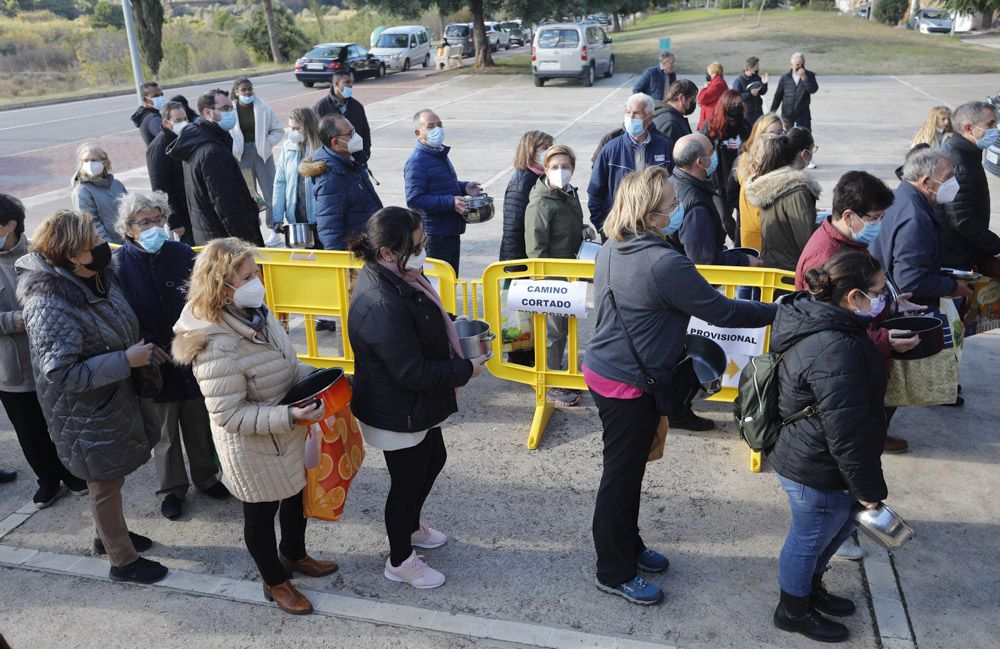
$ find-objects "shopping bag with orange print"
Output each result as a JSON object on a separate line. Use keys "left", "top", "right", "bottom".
{"left": 304, "top": 404, "right": 365, "bottom": 521}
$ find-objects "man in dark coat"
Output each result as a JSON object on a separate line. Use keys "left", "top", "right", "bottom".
{"left": 632, "top": 51, "right": 677, "bottom": 101}
{"left": 146, "top": 101, "right": 193, "bottom": 244}
{"left": 312, "top": 114, "right": 383, "bottom": 251}
{"left": 769, "top": 52, "right": 818, "bottom": 131}
{"left": 934, "top": 100, "right": 1000, "bottom": 276}
{"left": 652, "top": 80, "right": 697, "bottom": 144}
{"left": 167, "top": 89, "right": 264, "bottom": 247}
{"left": 130, "top": 81, "right": 166, "bottom": 147}
{"left": 314, "top": 71, "right": 372, "bottom": 166}
{"left": 732, "top": 56, "right": 769, "bottom": 126}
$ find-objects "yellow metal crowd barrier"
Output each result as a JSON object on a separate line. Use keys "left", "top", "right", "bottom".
{"left": 479, "top": 259, "right": 795, "bottom": 472}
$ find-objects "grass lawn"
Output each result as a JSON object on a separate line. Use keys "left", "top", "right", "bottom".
{"left": 457, "top": 9, "right": 1000, "bottom": 77}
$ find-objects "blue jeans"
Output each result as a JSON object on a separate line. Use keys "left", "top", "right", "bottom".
{"left": 777, "top": 474, "right": 857, "bottom": 597}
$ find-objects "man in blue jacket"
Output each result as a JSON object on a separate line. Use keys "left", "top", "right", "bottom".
{"left": 588, "top": 94, "right": 674, "bottom": 236}
{"left": 313, "top": 114, "right": 383, "bottom": 251}
{"left": 731, "top": 56, "right": 769, "bottom": 126}
{"left": 404, "top": 109, "right": 481, "bottom": 274}
{"left": 871, "top": 147, "right": 974, "bottom": 307}
{"left": 632, "top": 51, "right": 676, "bottom": 101}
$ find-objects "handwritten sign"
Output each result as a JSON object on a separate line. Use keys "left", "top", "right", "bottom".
{"left": 507, "top": 279, "right": 589, "bottom": 319}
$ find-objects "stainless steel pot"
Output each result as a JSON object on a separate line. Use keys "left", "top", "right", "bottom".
{"left": 462, "top": 194, "right": 495, "bottom": 224}
{"left": 852, "top": 502, "right": 914, "bottom": 550}
{"left": 454, "top": 318, "right": 495, "bottom": 359}
{"left": 284, "top": 223, "right": 316, "bottom": 249}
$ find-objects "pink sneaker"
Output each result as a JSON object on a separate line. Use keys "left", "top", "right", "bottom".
{"left": 411, "top": 522, "right": 448, "bottom": 549}
{"left": 384, "top": 552, "right": 445, "bottom": 589}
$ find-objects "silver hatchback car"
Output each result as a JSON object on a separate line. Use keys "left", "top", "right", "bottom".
{"left": 532, "top": 22, "right": 614, "bottom": 87}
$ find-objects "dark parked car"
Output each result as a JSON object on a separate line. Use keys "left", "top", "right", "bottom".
{"left": 444, "top": 23, "right": 475, "bottom": 58}
{"left": 294, "top": 43, "right": 386, "bottom": 87}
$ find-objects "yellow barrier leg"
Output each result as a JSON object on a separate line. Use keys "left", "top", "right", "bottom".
{"left": 750, "top": 450, "right": 762, "bottom": 473}
{"left": 527, "top": 386, "right": 555, "bottom": 450}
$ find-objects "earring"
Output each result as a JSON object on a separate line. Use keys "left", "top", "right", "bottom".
{"left": 224, "top": 297, "right": 232, "bottom": 305}
{"left": 69, "top": 260, "right": 81, "bottom": 271}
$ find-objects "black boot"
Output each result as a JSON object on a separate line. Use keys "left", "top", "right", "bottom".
{"left": 811, "top": 573, "right": 856, "bottom": 617}
{"left": 773, "top": 589, "right": 849, "bottom": 643}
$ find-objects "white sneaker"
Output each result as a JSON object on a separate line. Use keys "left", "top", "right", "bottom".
{"left": 384, "top": 552, "right": 445, "bottom": 589}
{"left": 832, "top": 539, "right": 864, "bottom": 561}
{"left": 411, "top": 522, "right": 448, "bottom": 549}
{"left": 264, "top": 231, "right": 283, "bottom": 247}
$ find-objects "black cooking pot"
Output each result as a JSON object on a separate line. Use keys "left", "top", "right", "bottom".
{"left": 879, "top": 316, "right": 944, "bottom": 360}
{"left": 684, "top": 334, "right": 727, "bottom": 396}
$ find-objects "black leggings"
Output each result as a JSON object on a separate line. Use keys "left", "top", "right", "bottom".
{"left": 384, "top": 427, "right": 446, "bottom": 567}
{"left": 242, "top": 492, "right": 307, "bottom": 586}
{"left": 0, "top": 390, "right": 76, "bottom": 488}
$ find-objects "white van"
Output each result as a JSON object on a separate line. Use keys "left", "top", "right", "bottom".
{"left": 371, "top": 25, "right": 432, "bottom": 72}
{"left": 532, "top": 22, "right": 614, "bottom": 88}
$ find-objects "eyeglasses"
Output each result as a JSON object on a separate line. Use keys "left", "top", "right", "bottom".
{"left": 134, "top": 216, "right": 166, "bottom": 229}
{"left": 808, "top": 145, "right": 819, "bottom": 153}
{"left": 852, "top": 211, "right": 884, "bottom": 223}
{"left": 413, "top": 237, "right": 428, "bottom": 255}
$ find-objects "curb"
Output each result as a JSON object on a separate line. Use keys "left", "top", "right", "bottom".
{"left": 858, "top": 534, "right": 918, "bottom": 648}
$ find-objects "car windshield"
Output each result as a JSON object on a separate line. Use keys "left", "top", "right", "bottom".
{"left": 376, "top": 33, "right": 409, "bottom": 48}
{"left": 306, "top": 45, "right": 343, "bottom": 58}
{"left": 500, "top": 22, "right": 519, "bottom": 31}
{"left": 923, "top": 9, "right": 947, "bottom": 18}
{"left": 446, "top": 25, "right": 469, "bottom": 37}
{"left": 537, "top": 29, "right": 580, "bottom": 48}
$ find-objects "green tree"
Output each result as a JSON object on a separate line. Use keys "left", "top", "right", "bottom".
{"left": 89, "top": 0, "right": 124, "bottom": 29}
{"left": 939, "top": 0, "right": 1000, "bottom": 25}
{"left": 262, "top": 0, "right": 283, "bottom": 63}
{"left": 236, "top": 2, "right": 308, "bottom": 62}
{"left": 874, "top": 0, "right": 907, "bottom": 23}
{"left": 131, "top": 0, "right": 164, "bottom": 77}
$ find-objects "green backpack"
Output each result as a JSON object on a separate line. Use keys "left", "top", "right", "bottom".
{"left": 734, "top": 351, "right": 814, "bottom": 454}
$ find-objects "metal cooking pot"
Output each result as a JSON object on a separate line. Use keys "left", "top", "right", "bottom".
{"left": 852, "top": 502, "right": 914, "bottom": 550}
{"left": 455, "top": 318, "right": 496, "bottom": 359}
{"left": 284, "top": 223, "right": 316, "bottom": 249}
{"left": 879, "top": 316, "right": 944, "bottom": 360}
{"left": 577, "top": 240, "right": 601, "bottom": 262}
{"left": 462, "top": 194, "right": 494, "bottom": 224}
{"left": 730, "top": 247, "right": 760, "bottom": 258}
{"left": 684, "top": 334, "right": 727, "bottom": 396}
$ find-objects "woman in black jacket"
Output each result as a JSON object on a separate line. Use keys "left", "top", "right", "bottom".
{"left": 500, "top": 130, "right": 554, "bottom": 261}
{"left": 348, "top": 206, "right": 488, "bottom": 590}
{"left": 769, "top": 250, "right": 889, "bottom": 644}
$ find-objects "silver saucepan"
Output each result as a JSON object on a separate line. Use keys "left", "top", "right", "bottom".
{"left": 454, "top": 318, "right": 495, "bottom": 359}
{"left": 852, "top": 502, "right": 914, "bottom": 550}
{"left": 284, "top": 223, "right": 316, "bottom": 249}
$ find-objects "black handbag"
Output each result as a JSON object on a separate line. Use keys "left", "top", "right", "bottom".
{"left": 603, "top": 252, "right": 702, "bottom": 418}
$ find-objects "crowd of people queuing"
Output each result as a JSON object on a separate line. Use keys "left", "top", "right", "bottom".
{"left": 1, "top": 47, "right": 998, "bottom": 642}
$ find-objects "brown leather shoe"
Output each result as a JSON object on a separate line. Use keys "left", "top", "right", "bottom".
{"left": 263, "top": 580, "right": 313, "bottom": 615}
{"left": 883, "top": 436, "right": 909, "bottom": 454}
{"left": 279, "top": 553, "right": 339, "bottom": 577}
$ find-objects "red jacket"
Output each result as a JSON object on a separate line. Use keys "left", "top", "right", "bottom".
{"left": 697, "top": 76, "right": 727, "bottom": 130}
{"left": 795, "top": 217, "right": 891, "bottom": 358}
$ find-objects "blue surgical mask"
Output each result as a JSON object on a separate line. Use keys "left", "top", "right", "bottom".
{"left": 705, "top": 151, "right": 719, "bottom": 176}
{"left": 974, "top": 125, "right": 999, "bottom": 150}
{"left": 0, "top": 234, "right": 7, "bottom": 249}
{"left": 854, "top": 291, "right": 886, "bottom": 318}
{"left": 624, "top": 117, "right": 645, "bottom": 138}
{"left": 238, "top": 95, "right": 255, "bottom": 105}
{"left": 425, "top": 126, "right": 445, "bottom": 148}
{"left": 151, "top": 95, "right": 166, "bottom": 110}
{"left": 661, "top": 203, "right": 685, "bottom": 235}
{"left": 217, "top": 110, "right": 237, "bottom": 131}
{"left": 851, "top": 216, "right": 881, "bottom": 246}
{"left": 341, "top": 87, "right": 353, "bottom": 99}
{"left": 138, "top": 226, "right": 169, "bottom": 253}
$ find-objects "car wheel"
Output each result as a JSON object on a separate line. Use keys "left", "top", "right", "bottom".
{"left": 377, "top": 64, "right": 385, "bottom": 78}
{"left": 534, "top": 76, "right": 545, "bottom": 87}
{"left": 582, "top": 64, "right": 595, "bottom": 87}
{"left": 302, "top": 81, "right": 314, "bottom": 88}
{"left": 605, "top": 56, "right": 615, "bottom": 78}
{"left": 423, "top": 53, "right": 430, "bottom": 68}
{"left": 505, "top": 40, "right": 511, "bottom": 50}
{"left": 403, "top": 58, "right": 410, "bottom": 72}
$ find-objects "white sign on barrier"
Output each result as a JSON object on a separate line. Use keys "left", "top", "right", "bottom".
{"left": 687, "top": 318, "right": 767, "bottom": 388}
{"left": 507, "top": 279, "right": 589, "bottom": 319}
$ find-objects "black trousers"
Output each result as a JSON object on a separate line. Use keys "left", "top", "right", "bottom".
{"left": 383, "top": 427, "right": 446, "bottom": 567}
{"left": 591, "top": 390, "right": 659, "bottom": 587}
{"left": 242, "top": 492, "right": 307, "bottom": 586}
{"left": 426, "top": 235, "right": 461, "bottom": 275}
{"left": 0, "top": 390, "right": 75, "bottom": 488}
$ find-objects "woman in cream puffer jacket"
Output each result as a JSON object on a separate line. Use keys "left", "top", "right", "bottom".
{"left": 172, "top": 237, "right": 337, "bottom": 616}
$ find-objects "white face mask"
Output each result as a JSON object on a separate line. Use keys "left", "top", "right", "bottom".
{"left": 405, "top": 249, "right": 427, "bottom": 270}
{"left": 171, "top": 121, "right": 188, "bottom": 136}
{"left": 546, "top": 168, "right": 573, "bottom": 189}
{"left": 287, "top": 129, "right": 305, "bottom": 144}
{"left": 83, "top": 161, "right": 104, "bottom": 177}
{"left": 228, "top": 277, "right": 266, "bottom": 309}
{"left": 535, "top": 150, "right": 548, "bottom": 169}
{"left": 934, "top": 176, "right": 960, "bottom": 204}
{"left": 346, "top": 131, "right": 364, "bottom": 154}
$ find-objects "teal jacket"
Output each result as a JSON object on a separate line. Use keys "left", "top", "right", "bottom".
{"left": 272, "top": 141, "right": 317, "bottom": 227}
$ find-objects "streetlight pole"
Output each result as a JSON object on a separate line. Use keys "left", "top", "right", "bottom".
{"left": 121, "top": 0, "right": 144, "bottom": 104}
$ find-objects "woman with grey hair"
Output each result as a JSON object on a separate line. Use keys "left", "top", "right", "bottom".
{"left": 71, "top": 143, "right": 127, "bottom": 245}
{"left": 111, "top": 191, "right": 230, "bottom": 521}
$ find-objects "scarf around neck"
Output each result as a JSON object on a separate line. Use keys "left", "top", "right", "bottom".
{"left": 377, "top": 260, "right": 463, "bottom": 359}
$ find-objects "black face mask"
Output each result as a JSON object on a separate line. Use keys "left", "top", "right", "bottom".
{"left": 683, "top": 98, "right": 697, "bottom": 116}
{"left": 84, "top": 242, "right": 111, "bottom": 272}
{"left": 705, "top": 73, "right": 712, "bottom": 83}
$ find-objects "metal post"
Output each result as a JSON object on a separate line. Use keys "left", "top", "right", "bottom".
{"left": 121, "top": 0, "right": 144, "bottom": 104}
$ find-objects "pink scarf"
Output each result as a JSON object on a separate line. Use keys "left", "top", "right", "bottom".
{"left": 378, "top": 260, "right": 463, "bottom": 358}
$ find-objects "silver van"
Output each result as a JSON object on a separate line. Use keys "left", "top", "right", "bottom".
{"left": 371, "top": 25, "right": 432, "bottom": 72}
{"left": 532, "top": 22, "right": 614, "bottom": 87}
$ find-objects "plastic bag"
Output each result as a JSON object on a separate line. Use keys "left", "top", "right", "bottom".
{"left": 303, "top": 404, "right": 365, "bottom": 522}
{"left": 500, "top": 285, "right": 534, "bottom": 353}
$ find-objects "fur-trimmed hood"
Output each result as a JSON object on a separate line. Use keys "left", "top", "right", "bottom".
{"left": 298, "top": 157, "right": 328, "bottom": 178}
{"left": 744, "top": 166, "right": 821, "bottom": 209}
{"left": 172, "top": 304, "right": 231, "bottom": 365}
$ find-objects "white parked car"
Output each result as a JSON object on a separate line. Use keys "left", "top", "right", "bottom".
{"left": 532, "top": 22, "right": 614, "bottom": 87}
{"left": 370, "top": 25, "right": 432, "bottom": 72}
{"left": 484, "top": 22, "right": 511, "bottom": 51}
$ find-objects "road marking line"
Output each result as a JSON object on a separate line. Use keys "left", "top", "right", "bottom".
{"left": 889, "top": 76, "right": 947, "bottom": 104}
{"left": 0, "top": 539, "right": 679, "bottom": 649}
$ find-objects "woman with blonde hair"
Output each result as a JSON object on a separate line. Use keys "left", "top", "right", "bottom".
{"left": 172, "top": 237, "right": 334, "bottom": 616}
{"left": 71, "top": 143, "right": 127, "bottom": 245}
{"left": 270, "top": 107, "right": 324, "bottom": 247}
{"left": 586, "top": 166, "right": 776, "bottom": 605}
{"left": 17, "top": 209, "right": 166, "bottom": 584}
{"left": 501, "top": 130, "right": 555, "bottom": 261}
{"left": 734, "top": 114, "right": 785, "bottom": 250}
{"left": 696, "top": 61, "right": 727, "bottom": 130}
{"left": 910, "top": 105, "right": 952, "bottom": 149}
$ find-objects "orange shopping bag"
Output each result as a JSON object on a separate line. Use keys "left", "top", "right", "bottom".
{"left": 303, "top": 404, "right": 365, "bottom": 521}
